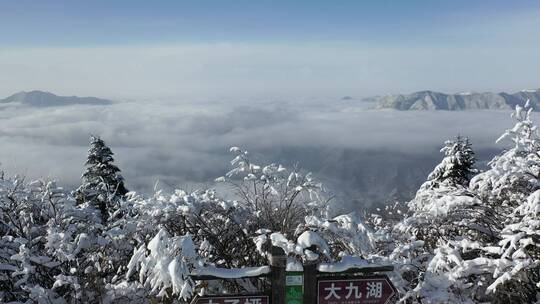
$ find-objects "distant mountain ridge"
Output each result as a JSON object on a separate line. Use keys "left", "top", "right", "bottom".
{"left": 372, "top": 89, "right": 540, "bottom": 110}
{"left": 1, "top": 91, "right": 113, "bottom": 107}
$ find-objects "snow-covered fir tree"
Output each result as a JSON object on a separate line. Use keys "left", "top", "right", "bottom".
{"left": 75, "top": 135, "right": 128, "bottom": 222}
{"left": 393, "top": 103, "right": 540, "bottom": 303}
{"left": 425, "top": 135, "right": 476, "bottom": 189}
{"left": 387, "top": 134, "right": 500, "bottom": 303}
{"left": 404, "top": 135, "right": 494, "bottom": 247}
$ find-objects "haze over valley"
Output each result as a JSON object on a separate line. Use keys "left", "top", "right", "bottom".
{"left": 0, "top": 89, "right": 520, "bottom": 212}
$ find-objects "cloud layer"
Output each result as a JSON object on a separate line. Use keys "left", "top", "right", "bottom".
{"left": 0, "top": 99, "right": 521, "bottom": 211}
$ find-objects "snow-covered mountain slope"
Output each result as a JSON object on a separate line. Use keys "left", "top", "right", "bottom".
{"left": 1, "top": 90, "right": 113, "bottom": 107}
{"left": 373, "top": 89, "right": 540, "bottom": 110}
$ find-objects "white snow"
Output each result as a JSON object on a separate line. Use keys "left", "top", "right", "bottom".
{"left": 192, "top": 265, "right": 270, "bottom": 279}
{"left": 318, "top": 256, "right": 383, "bottom": 273}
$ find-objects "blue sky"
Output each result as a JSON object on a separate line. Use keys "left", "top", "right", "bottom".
{"left": 0, "top": 1, "right": 539, "bottom": 99}
{"left": 1, "top": 0, "right": 539, "bottom": 46}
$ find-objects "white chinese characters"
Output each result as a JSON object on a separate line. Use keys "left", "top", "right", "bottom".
{"left": 345, "top": 282, "right": 362, "bottom": 299}
{"left": 324, "top": 283, "right": 342, "bottom": 300}
{"left": 366, "top": 282, "right": 383, "bottom": 299}
{"left": 321, "top": 280, "right": 387, "bottom": 302}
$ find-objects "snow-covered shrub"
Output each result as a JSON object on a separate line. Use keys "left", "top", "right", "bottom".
{"left": 404, "top": 185, "right": 498, "bottom": 250}
{"left": 302, "top": 213, "right": 375, "bottom": 259}
{"left": 0, "top": 167, "right": 138, "bottom": 303}
{"left": 120, "top": 148, "right": 379, "bottom": 301}
{"left": 116, "top": 186, "right": 269, "bottom": 300}
{"left": 126, "top": 229, "right": 198, "bottom": 300}
{"left": 471, "top": 101, "right": 540, "bottom": 209}
{"left": 217, "top": 147, "right": 328, "bottom": 235}
{"left": 411, "top": 240, "right": 494, "bottom": 303}
{"left": 486, "top": 189, "right": 540, "bottom": 302}
{"left": 0, "top": 176, "right": 65, "bottom": 303}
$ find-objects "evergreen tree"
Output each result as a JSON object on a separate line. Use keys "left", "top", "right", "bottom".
{"left": 75, "top": 135, "right": 128, "bottom": 222}
{"left": 390, "top": 136, "right": 497, "bottom": 302}
{"left": 401, "top": 104, "right": 540, "bottom": 303}
{"left": 407, "top": 136, "right": 486, "bottom": 240}
{"left": 425, "top": 135, "right": 476, "bottom": 189}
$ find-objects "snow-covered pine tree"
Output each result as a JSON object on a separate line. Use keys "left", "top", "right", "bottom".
{"left": 404, "top": 104, "right": 540, "bottom": 303}
{"left": 424, "top": 135, "right": 476, "bottom": 189}
{"left": 391, "top": 136, "right": 500, "bottom": 302}
{"left": 405, "top": 136, "right": 493, "bottom": 246}
{"left": 75, "top": 135, "right": 128, "bottom": 222}
{"left": 401, "top": 135, "right": 482, "bottom": 247}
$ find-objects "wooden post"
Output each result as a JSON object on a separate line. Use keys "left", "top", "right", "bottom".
{"left": 303, "top": 261, "right": 318, "bottom": 303}
{"left": 270, "top": 246, "right": 286, "bottom": 304}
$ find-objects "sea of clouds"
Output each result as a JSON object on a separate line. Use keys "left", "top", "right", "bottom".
{"left": 0, "top": 98, "right": 518, "bottom": 212}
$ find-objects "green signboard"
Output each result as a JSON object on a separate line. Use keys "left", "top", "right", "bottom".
{"left": 285, "top": 271, "right": 303, "bottom": 304}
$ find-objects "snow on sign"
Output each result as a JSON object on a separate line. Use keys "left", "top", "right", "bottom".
{"left": 191, "top": 295, "right": 269, "bottom": 304}
{"left": 317, "top": 275, "right": 397, "bottom": 304}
